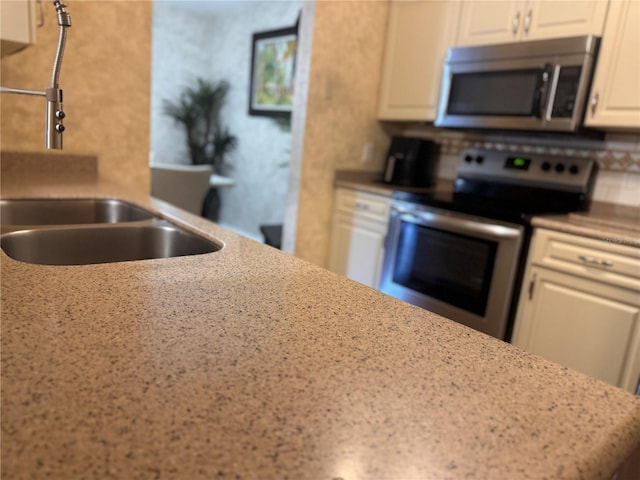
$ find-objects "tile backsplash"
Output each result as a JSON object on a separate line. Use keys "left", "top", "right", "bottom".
{"left": 401, "top": 126, "right": 640, "bottom": 207}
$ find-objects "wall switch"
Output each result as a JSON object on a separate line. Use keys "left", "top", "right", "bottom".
{"left": 362, "top": 142, "right": 375, "bottom": 163}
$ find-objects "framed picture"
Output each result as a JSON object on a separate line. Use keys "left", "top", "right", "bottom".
{"left": 248, "top": 25, "right": 298, "bottom": 117}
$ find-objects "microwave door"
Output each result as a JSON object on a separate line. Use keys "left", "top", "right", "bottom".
{"left": 436, "top": 63, "right": 553, "bottom": 130}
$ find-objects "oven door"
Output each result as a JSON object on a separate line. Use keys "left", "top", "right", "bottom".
{"left": 379, "top": 202, "right": 524, "bottom": 339}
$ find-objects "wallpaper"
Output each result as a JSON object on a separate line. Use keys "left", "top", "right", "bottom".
{"left": 290, "top": 0, "right": 391, "bottom": 267}
{"left": 1, "top": 0, "right": 152, "bottom": 194}
{"left": 151, "top": 0, "right": 302, "bottom": 240}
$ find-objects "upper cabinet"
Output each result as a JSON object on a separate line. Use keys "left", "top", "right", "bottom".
{"left": 0, "top": 0, "right": 38, "bottom": 57}
{"left": 456, "top": 0, "right": 609, "bottom": 47}
{"left": 585, "top": 0, "right": 640, "bottom": 130}
{"left": 377, "top": 1, "right": 461, "bottom": 121}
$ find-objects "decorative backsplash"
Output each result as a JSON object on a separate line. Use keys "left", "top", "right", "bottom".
{"left": 403, "top": 126, "right": 640, "bottom": 173}
{"left": 396, "top": 125, "right": 640, "bottom": 207}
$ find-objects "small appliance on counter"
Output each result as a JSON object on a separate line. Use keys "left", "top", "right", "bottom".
{"left": 383, "top": 136, "right": 439, "bottom": 188}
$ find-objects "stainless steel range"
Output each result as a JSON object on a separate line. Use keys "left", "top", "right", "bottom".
{"left": 379, "top": 148, "right": 597, "bottom": 341}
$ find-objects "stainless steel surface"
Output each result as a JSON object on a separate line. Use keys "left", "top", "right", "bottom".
{"left": 435, "top": 35, "right": 600, "bottom": 132}
{"left": 591, "top": 91, "right": 600, "bottom": 115}
{"left": 512, "top": 12, "right": 520, "bottom": 35}
{"left": 0, "top": 199, "right": 154, "bottom": 227}
{"left": 456, "top": 148, "right": 596, "bottom": 192}
{"left": 393, "top": 202, "right": 522, "bottom": 241}
{"left": 444, "top": 35, "right": 599, "bottom": 63}
{"left": 578, "top": 255, "right": 614, "bottom": 268}
{"left": 45, "top": 87, "right": 65, "bottom": 149}
{"left": 0, "top": 87, "right": 46, "bottom": 97}
{"left": 0, "top": 1, "right": 70, "bottom": 149}
{"left": 523, "top": 9, "right": 532, "bottom": 33}
{"left": 46, "top": 0, "right": 71, "bottom": 149}
{"left": 380, "top": 202, "right": 524, "bottom": 339}
{"left": 1, "top": 222, "right": 221, "bottom": 265}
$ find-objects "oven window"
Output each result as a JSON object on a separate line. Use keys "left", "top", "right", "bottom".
{"left": 447, "top": 69, "right": 542, "bottom": 116}
{"left": 392, "top": 222, "right": 497, "bottom": 316}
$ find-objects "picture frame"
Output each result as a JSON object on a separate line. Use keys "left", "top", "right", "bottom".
{"left": 248, "top": 25, "right": 298, "bottom": 117}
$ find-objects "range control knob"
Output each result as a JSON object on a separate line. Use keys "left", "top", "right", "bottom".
{"left": 464, "top": 154, "right": 473, "bottom": 163}
{"left": 541, "top": 161, "right": 552, "bottom": 172}
{"left": 475, "top": 155, "right": 484, "bottom": 164}
{"left": 55, "top": 110, "right": 65, "bottom": 120}
{"left": 569, "top": 165, "right": 580, "bottom": 175}
{"left": 555, "top": 163, "right": 566, "bottom": 173}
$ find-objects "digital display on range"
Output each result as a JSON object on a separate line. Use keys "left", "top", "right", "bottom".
{"left": 505, "top": 156, "right": 531, "bottom": 170}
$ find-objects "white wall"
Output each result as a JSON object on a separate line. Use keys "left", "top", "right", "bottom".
{"left": 151, "top": 0, "right": 301, "bottom": 239}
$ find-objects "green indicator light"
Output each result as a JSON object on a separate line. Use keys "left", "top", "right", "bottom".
{"left": 514, "top": 158, "right": 526, "bottom": 167}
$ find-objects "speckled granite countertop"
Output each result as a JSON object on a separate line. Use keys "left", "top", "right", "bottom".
{"left": 2, "top": 176, "right": 640, "bottom": 478}
{"left": 532, "top": 202, "right": 640, "bottom": 248}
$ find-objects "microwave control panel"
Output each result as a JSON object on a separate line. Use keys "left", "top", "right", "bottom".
{"left": 551, "top": 66, "right": 583, "bottom": 118}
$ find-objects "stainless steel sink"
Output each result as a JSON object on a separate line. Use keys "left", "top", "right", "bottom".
{"left": 0, "top": 198, "right": 222, "bottom": 265}
{"left": 1, "top": 222, "right": 222, "bottom": 265}
{"left": 0, "top": 198, "right": 154, "bottom": 226}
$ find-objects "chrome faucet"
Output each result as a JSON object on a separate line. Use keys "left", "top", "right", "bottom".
{"left": 0, "top": 0, "right": 71, "bottom": 149}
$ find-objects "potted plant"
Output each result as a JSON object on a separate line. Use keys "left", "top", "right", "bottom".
{"left": 163, "top": 78, "right": 237, "bottom": 219}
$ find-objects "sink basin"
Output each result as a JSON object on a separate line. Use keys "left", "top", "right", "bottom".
{"left": 0, "top": 222, "right": 222, "bottom": 265}
{"left": 0, "top": 198, "right": 155, "bottom": 226}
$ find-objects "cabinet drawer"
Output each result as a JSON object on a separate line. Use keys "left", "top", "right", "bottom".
{"left": 529, "top": 229, "right": 640, "bottom": 291}
{"left": 335, "top": 188, "right": 391, "bottom": 222}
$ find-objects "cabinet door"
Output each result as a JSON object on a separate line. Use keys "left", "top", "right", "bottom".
{"left": 0, "top": 0, "right": 37, "bottom": 57}
{"left": 523, "top": 0, "right": 608, "bottom": 40}
{"left": 456, "top": 1, "right": 523, "bottom": 47}
{"left": 513, "top": 266, "right": 640, "bottom": 393}
{"left": 377, "top": 1, "right": 461, "bottom": 120}
{"left": 328, "top": 212, "right": 387, "bottom": 289}
{"left": 585, "top": 0, "right": 640, "bottom": 130}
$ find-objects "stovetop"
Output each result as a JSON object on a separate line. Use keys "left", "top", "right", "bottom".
{"left": 392, "top": 148, "right": 597, "bottom": 225}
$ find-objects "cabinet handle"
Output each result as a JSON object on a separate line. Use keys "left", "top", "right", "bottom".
{"left": 523, "top": 9, "right": 532, "bottom": 33}
{"left": 590, "top": 92, "right": 599, "bottom": 115}
{"left": 512, "top": 12, "right": 521, "bottom": 35}
{"left": 37, "top": 0, "right": 45, "bottom": 27}
{"left": 354, "top": 202, "right": 371, "bottom": 211}
{"left": 578, "top": 255, "right": 613, "bottom": 268}
{"left": 528, "top": 273, "right": 537, "bottom": 300}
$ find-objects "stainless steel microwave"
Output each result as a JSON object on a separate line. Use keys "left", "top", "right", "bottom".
{"left": 435, "top": 35, "right": 600, "bottom": 132}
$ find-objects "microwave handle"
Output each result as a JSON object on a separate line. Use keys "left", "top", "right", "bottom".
{"left": 536, "top": 63, "right": 555, "bottom": 119}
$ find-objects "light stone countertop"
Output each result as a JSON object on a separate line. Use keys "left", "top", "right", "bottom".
{"left": 2, "top": 178, "right": 640, "bottom": 479}
{"left": 531, "top": 202, "right": 640, "bottom": 248}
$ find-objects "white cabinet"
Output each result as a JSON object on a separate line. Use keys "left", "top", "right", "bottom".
{"left": 328, "top": 187, "right": 391, "bottom": 289}
{"left": 513, "top": 228, "right": 640, "bottom": 393}
{"left": 377, "top": 1, "right": 461, "bottom": 121}
{"left": 585, "top": 0, "right": 640, "bottom": 130}
{"left": 1, "top": 0, "right": 38, "bottom": 57}
{"left": 456, "top": 1, "right": 609, "bottom": 47}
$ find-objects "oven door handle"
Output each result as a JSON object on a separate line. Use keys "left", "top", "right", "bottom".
{"left": 397, "top": 210, "right": 522, "bottom": 241}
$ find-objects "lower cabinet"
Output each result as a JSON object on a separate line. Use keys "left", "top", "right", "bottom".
{"left": 328, "top": 187, "right": 391, "bottom": 289}
{"left": 513, "top": 228, "right": 640, "bottom": 393}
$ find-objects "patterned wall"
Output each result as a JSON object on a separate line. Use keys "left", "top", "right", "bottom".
{"left": 402, "top": 125, "right": 640, "bottom": 206}
{"left": 1, "top": 1, "right": 152, "bottom": 194}
{"left": 291, "top": 0, "right": 391, "bottom": 267}
{"left": 151, "top": 1, "right": 301, "bottom": 240}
